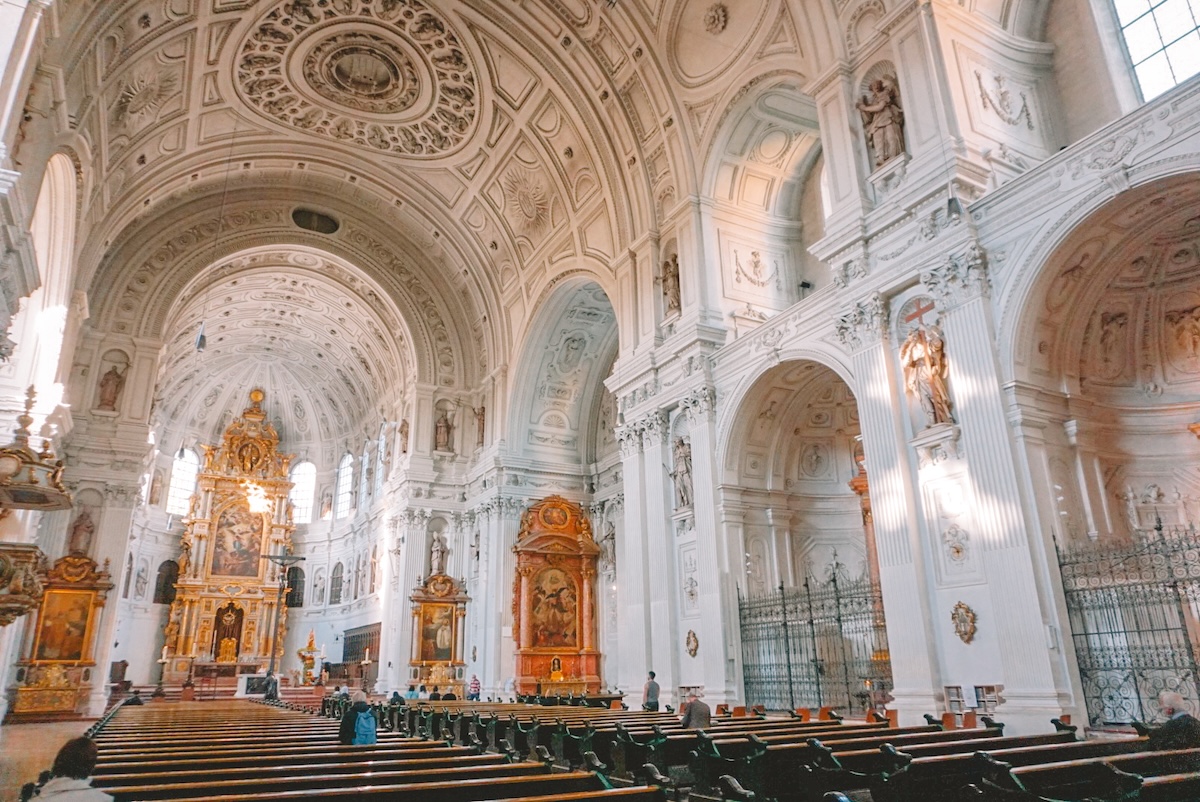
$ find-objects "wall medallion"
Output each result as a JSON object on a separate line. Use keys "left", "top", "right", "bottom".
{"left": 237, "top": 0, "right": 479, "bottom": 157}
{"left": 951, "top": 601, "right": 976, "bottom": 644}
{"left": 686, "top": 629, "right": 699, "bottom": 657}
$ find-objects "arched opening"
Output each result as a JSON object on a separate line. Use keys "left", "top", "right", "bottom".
{"left": 329, "top": 562, "right": 345, "bottom": 606}
{"left": 285, "top": 566, "right": 305, "bottom": 608}
{"left": 722, "top": 359, "right": 889, "bottom": 714}
{"left": 334, "top": 455, "right": 353, "bottom": 520}
{"left": 153, "top": 561, "right": 179, "bottom": 605}
{"left": 165, "top": 449, "right": 200, "bottom": 516}
{"left": 288, "top": 461, "right": 316, "bottom": 524}
{"left": 1011, "top": 175, "right": 1200, "bottom": 726}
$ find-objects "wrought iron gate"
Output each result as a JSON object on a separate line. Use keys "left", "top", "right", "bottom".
{"left": 738, "top": 560, "right": 892, "bottom": 715}
{"left": 1058, "top": 524, "right": 1200, "bottom": 726}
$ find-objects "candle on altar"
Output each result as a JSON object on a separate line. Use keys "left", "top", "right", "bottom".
{"left": 161, "top": 646, "right": 168, "bottom": 661}
{"left": 364, "top": 647, "right": 370, "bottom": 662}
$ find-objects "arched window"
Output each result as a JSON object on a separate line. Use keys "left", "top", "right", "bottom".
{"left": 165, "top": 449, "right": 200, "bottom": 515}
{"left": 285, "top": 566, "right": 305, "bottom": 607}
{"left": 329, "top": 562, "right": 344, "bottom": 605}
{"left": 334, "top": 454, "right": 353, "bottom": 519}
{"left": 153, "top": 560, "right": 179, "bottom": 604}
{"left": 369, "top": 545, "right": 378, "bottom": 595}
{"left": 289, "top": 461, "right": 316, "bottom": 523}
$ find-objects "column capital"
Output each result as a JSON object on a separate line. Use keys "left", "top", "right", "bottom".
{"left": 921, "top": 241, "right": 990, "bottom": 309}
{"left": 616, "top": 422, "right": 642, "bottom": 458}
{"left": 639, "top": 409, "right": 670, "bottom": 447}
{"left": 680, "top": 386, "right": 716, "bottom": 425}
{"left": 835, "top": 292, "right": 889, "bottom": 351}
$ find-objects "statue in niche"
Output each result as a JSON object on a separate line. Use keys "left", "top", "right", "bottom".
{"left": 900, "top": 325, "right": 953, "bottom": 427}
{"left": 67, "top": 509, "right": 96, "bottom": 555}
{"left": 313, "top": 569, "right": 326, "bottom": 605}
{"left": 429, "top": 534, "right": 448, "bottom": 576}
{"left": 672, "top": 437, "right": 694, "bottom": 508}
{"left": 599, "top": 522, "right": 616, "bottom": 578}
{"left": 473, "top": 405, "right": 486, "bottom": 448}
{"left": 134, "top": 564, "right": 148, "bottom": 599}
{"left": 662, "top": 254, "right": 681, "bottom": 316}
{"left": 435, "top": 411, "right": 452, "bottom": 451}
{"left": 97, "top": 364, "right": 127, "bottom": 411}
{"left": 319, "top": 491, "right": 332, "bottom": 519}
{"left": 399, "top": 419, "right": 410, "bottom": 454}
{"left": 149, "top": 471, "right": 163, "bottom": 506}
{"left": 856, "top": 75, "right": 905, "bottom": 167}
{"left": 177, "top": 538, "right": 191, "bottom": 577}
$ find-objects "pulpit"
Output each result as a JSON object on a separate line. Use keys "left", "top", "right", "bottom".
{"left": 512, "top": 496, "right": 602, "bottom": 694}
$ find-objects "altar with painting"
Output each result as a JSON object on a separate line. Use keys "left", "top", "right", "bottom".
{"left": 512, "top": 496, "right": 602, "bottom": 695}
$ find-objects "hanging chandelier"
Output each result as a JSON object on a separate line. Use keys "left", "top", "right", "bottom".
{"left": 0, "top": 385, "right": 71, "bottom": 512}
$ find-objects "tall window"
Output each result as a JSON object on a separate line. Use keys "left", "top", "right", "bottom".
{"left": 334, "top": 454, "right": 353, "bottom": 519}
{"left": 1114, "top": 0, "right": 1200, "bottom": 99}
{"left": 289, "top": 461, "right": 316, "bottom": 523}
{"left": 285, "top": 566, "right": 305, "bottom": 607}
{"left": 165, "top": 448, "right": 200, "bottom": 515}
{"left": 153, "top": 560, "right": 179, "bottom": 605}
{"left": 329, "top": 562, "right": 344, "bottom": 605}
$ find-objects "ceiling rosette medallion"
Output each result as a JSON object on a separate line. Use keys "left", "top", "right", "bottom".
{"left": 237, "top": 0, "right": 479, "bottom": 158}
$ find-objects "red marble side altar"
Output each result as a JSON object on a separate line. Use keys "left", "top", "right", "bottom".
{"left": 512, "top": 496, "right": 601, "bottom": 695}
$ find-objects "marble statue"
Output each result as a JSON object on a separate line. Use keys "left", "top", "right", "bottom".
{"left": 430, "top": 534, "right": 447, "bottom": 576}
{"left": 662, "top": 254, "right": 681, "bottom": 315}
{"left": 474, "top": 405, "right": 486, "bottom": 448}
{"left": 857, "top": 75, "right": 905, "bottom": 167}
{"left": 399, "top": 419, "right": 410, "bottom": 454}
{"left": 672, "top": 437, "right": 694, "bottom": 508}
{"left": 67, "top": 509, "right": 95, "bottom": 555}
{"left": 97, "top": 365, "right": 127, "bottom": 411}
{"left": 435, "top": 411, "right": 452, "bottom": 451}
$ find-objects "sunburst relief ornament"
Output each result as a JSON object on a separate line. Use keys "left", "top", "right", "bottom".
{"left": 503, "top": 170, "right": 550, "bottom": 233}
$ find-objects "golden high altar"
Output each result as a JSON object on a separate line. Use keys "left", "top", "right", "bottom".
{"left": 162, "top": 389, "right": 294, "bottom": 684}
{"left": 512, "top": 496, "right": 602, "bottom": 695}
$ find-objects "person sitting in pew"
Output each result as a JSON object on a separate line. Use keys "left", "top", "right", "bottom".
{"left": 389, "top": 690, "right": 404, "bottom": 705}
{"left": 680, "top": 692, "right": 712, "bottom": 729}
{"left": 338, "top": 691, "right": 375, "bottom": 745}
{"left": 404, "top": 684, "right": 419, "bottom": 700}
{"left": 442, "top": 691, "right": 457, "bottom": 700}
{"left": 429, "top": 686, "right": 442, "bottom": 701}
{"left": 35, "top": 737, "right": 113, "bottom": 801}
{"left": 124, "top": 690, "right": 144, "bottom": 706}
{"left": 1148, "top": 691, "right": 1200, "bottom": 750}
{"left": 417, "top": 684, "right": 429, "bottom": 700}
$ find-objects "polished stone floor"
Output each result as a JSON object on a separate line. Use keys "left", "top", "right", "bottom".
{"left": 0, "top": 720, "right": 92, "bottom": 801}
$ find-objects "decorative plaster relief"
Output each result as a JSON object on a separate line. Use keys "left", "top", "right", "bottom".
{"left": 681, "top": 545, "right": 699, "bottom": 615}
{"left": 236, "top": 0, "right": 479, "bottom": 158}
{"left": 975, "top": 71, "right": 1034, "bottom": 130}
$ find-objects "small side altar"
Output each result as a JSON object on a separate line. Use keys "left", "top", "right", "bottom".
{"left": 512, "top": 496, "right": 602, "bottom": 695}
{"left": 408, "top": 572, "right": 468, "bottom": 696}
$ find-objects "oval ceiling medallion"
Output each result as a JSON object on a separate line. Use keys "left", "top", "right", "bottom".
{"left": 236, "top": 0, "right": 479, "bottom": 158}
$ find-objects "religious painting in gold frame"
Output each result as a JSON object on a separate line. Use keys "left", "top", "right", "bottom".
{"left": 417, "top": 602, "right": 456, "bottom": 663}
{"left": 210, "top": 503, "right": 264, "bottom": 578}
{"left": 530, "top": 566, "right": 578, "bottom": 648}
{"left": 32, "top": 588, "right": 98, "bottom": 663}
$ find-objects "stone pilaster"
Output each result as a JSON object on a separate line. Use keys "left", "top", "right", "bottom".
{"left": 836, "top": 292, "right": 942, "bottom": 724}
{"left": 922, "top": 244, "right": 1066, "bottom": 732}
{"left": 615, "top": 421, "right": 650, "bottom": 694}
{"left": 639, "top": 410, "right": 678, "bottom": 706}
{"left": 681, "top": 386, "right": 738, "bottom": 703}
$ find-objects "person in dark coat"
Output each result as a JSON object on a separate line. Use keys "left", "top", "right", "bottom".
{"left": 338, "top": 691, "right": 373, "bottom": 745}
{"left": 1148, "top": 691, "right": 1200, "bottom": 750}
{"left": 680, "top": 692, "right": 712, "bottom": 729}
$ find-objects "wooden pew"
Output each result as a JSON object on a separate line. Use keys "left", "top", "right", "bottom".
{"left": 871, "top": 737, "right": 1147, "bottom": 802}
{"left": 978, "top": 747, "right": 1200, "bottom": 801}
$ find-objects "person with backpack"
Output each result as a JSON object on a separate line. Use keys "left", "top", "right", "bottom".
{"left": 338, "top": 691, "right": 376, "bottom": 745}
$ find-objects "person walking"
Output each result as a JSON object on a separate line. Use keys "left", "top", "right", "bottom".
{"left": 467, "top": 674, "right": 481, "bottom": 701}
{"left": 680, "top": 692, "right": 712, "bottom": 729}
{"left": 642, "top": 671, "right": 660, "bottom": 712}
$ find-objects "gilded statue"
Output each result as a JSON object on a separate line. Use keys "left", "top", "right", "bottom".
{"left": 900, "top": 325, "right": 953, "bottom": 427}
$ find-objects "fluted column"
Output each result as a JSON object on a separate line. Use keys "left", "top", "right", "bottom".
{"left": 836, "top": 293, "right": 940, "bottom": 723}
{"left": 641, "top": 410, "right": 679, "bottom": 705}
{"left": 682, "top": 387, "right": 738, "bottom": 702}
{"left": 85, "top": 481, "right": 141, "bottom": 715}
{"left": 922, "top": 245, "right": 1067, "bottom": 731}
{"left": 615, "top": 422, "right": 650, "bottom": 694}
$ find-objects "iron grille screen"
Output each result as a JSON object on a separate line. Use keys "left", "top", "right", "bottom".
{"left": 1058, "top": 524, "right": 1200, "bottom": 726}
{"left": 738, "top": 562, "right": 892, "bottom": 715}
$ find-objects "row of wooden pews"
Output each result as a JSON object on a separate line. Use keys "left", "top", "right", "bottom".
{"left": 77, "top": 699, "right": 668, "bottom": 802}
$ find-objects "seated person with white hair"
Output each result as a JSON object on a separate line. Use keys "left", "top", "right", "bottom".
{"left": 1148, "top": 691, "right": 1200, "bottom": 750}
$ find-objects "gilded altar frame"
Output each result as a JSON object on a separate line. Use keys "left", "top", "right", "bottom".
{"left": 512, "top": 496, "right": 601, "bottom": 695}
{"left": 409, "top": 573, "right": 469, "bottom": 694}
{"left": 161, "top": 389, "right": 294, "bottom": 684}
{"left": 6, "top": 554, "right": 112, "bottom": 721}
